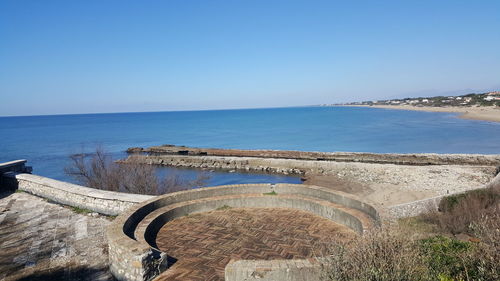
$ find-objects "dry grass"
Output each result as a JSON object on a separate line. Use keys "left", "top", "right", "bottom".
{"left": 322, "top": 227, "right": 431, "bottom": 281}
{"left": 65, "top": 147, "right": 209, "bottom": 195}
{"left": 420, "top": 186, "right": 499, "bottom": 235}
{"left": 323, "top": 186, "right": 500, "bottom": 281}
{"left": 467, "top": 213, "right": 500, "bottom": 280}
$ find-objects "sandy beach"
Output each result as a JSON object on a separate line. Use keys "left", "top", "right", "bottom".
{"left": 346, "top": 104, "right": 500, "bottom": 122}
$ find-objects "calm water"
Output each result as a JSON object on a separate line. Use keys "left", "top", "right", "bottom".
{"left": 1, "top": 106, "right": 499, "bottom": 185}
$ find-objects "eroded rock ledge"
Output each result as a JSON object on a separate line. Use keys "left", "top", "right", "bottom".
{"left": 127, "top": 145, "right": 500, "bottom": 166}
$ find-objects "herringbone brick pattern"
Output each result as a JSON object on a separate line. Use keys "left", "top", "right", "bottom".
{"left": 155, "top": 208, "right": 355, "bottom": 281}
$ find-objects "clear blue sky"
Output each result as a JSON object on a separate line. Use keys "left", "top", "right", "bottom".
{"left": 1, "top": 0, "right": 499, "bottom": 116}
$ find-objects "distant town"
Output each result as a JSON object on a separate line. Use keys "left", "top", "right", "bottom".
{"left": 333, "top": 91, "right": 500, "bottom": 107}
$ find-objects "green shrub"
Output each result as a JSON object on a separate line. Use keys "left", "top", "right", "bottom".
{"left": 69, "top": 206, "right": 93, "bottom": 214}
{"left": 420, "top": 236, "right": 471, "bottom": 279}
{"left": 263, "top": 191, "right": 278, "bottom": 196}
{"left": 324, "top": 225, "right": 499, "bottom": 281}
{"left": 438, "top": 193, "right": 466, "bottom": 212}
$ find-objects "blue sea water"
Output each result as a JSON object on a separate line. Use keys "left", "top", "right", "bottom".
{"left": 1, "top": 106, "right": 499, "bottom": 186}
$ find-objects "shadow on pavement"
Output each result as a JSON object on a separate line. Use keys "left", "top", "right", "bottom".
{"left": 11, "top": 266, "right": 114, "bottom": 281}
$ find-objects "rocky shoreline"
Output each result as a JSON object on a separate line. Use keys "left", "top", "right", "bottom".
{"left": 124, "top": 145, "right": 500, "bottom": 216}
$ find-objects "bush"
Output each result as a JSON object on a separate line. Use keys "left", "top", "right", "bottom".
{"left": 323, "top": 209, "right": 500, "bottom": 281}
{"left": 422, "top": 186, "right": 499, "bottom": 234}
{"left": 468, "top": 213, "right": 500, "bottom": 281}
{"left": 420, "top": 236, "right": 472, "bottom": 280}
{"left": 418, "top": 214, "right": 499, "bottom": 281}
{"left": 65, "top": 147, "right": 209, "bottom": 195}
{"left": 439, "top": 188, "right": 499, "bottom": 213}
{"left": 323, "top": 227, "right": 431, "bottom": 281}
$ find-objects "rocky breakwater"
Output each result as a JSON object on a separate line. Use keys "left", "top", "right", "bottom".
{"left": 127, "top": 145, "right": 500, "bottom": 166}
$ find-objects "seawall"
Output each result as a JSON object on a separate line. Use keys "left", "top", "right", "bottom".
{"left": 129, "top": 145, "right": 500, "bottom": 166}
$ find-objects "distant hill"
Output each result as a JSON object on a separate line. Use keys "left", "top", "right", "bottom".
{"left": 337, "top": 91, "right": 500, "bottom": 107}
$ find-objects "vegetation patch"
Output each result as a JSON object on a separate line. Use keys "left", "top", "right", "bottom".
{"left": 69, "top": 206, "right": 93, "bottom": 214}
{"left": 263, "top": 191, "right": 278, "bottom": 196}
{"left": 439, "top": 188, "right": 499, "bottom": 213}
{"left": 420, "top": 185, "right": 499, "bottom": 234}
{"left": 420, "top": 236, "right": 472, "bottom": 279}
{"left": 216, "top": 205, "right": 232, "bottom": 210}
{"left": 398, "top": 216, "right": 441, "bottom": 234}
{"left": 324, "top": 185, "right": 500, "bottom": 281}
{"left": 65, "top": 146, "right": 210, "bottom": 195}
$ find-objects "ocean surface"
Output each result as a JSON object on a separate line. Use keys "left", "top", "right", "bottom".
{"left": 1, "top": 106, "right": 499, "bottom": 186}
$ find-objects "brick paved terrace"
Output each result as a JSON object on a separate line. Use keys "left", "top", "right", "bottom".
{"left": 155, "top": 208, "right": 355, "bottom": 281}
{"left": 0, "top": 191, "right": 112, "bottom": 281}
{"left": 1, "top": 187, "right": 360, "bottom": 281}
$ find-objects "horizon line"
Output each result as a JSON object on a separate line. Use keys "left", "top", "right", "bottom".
{"left": 0, "top": 104, "right": 322, "bottom": 118}
{"left": 3, "top": 89, "right": 496, "bottom": 118}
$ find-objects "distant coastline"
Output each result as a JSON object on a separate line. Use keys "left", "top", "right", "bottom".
{"left": 345, "top": 104, "right": 500, "bottom": 123}
{"left": 334, "top": 91, "right": 500, "bottom": 123}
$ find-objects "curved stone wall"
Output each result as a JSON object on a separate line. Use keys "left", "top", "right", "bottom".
{"left": 138, "top": 195, "right": 365, "bottom": 248}
{"left": 107, "top": 183, "right": 379, "bottom": 281}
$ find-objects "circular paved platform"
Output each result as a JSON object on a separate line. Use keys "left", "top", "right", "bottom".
{"left": 154, "top": 207, "right": 355, "bottom": 281}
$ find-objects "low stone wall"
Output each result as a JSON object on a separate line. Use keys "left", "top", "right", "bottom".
{"left": 388, "top": 195, "right": 442, "bottom": 218}
{"left": 4, "top": 173, "right": 153, "bottom": 216}
{"left": 0, "top": 160, "right": 32, "bottom": 190}
{"left": 389, "top": 171, "right": 500, "bottom": 218}
{"left": 108, "top": 194, "right": 164, "bottom": 281}
{"left": 0, "top": 160, "right": 32, "bottom": 174}
{"left": 107, "top": 183, "right": 379, "bottom": 281}
{"left": 225, "top": 259, "right": 324, "bottom": 281}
